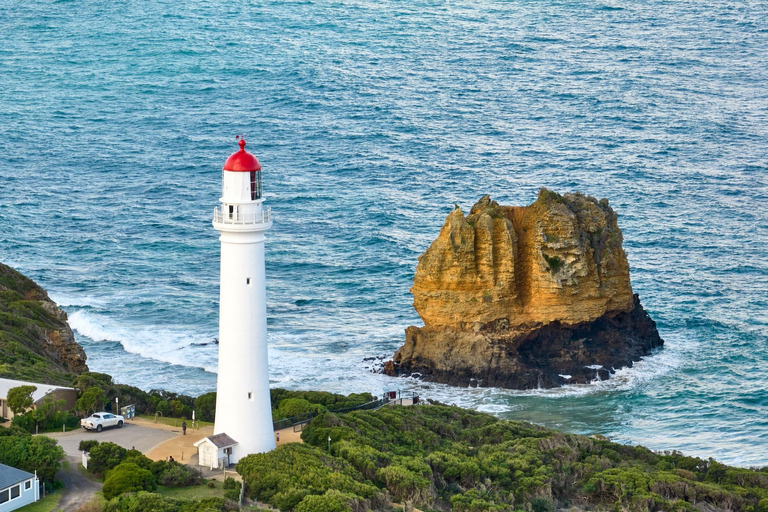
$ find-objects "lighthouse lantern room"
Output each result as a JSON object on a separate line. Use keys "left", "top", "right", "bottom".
{"left": 211, "top": 137, "right": 275, "bottom": 463}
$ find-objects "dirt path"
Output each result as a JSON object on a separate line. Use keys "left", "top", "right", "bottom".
{"left": 54, "top": 456, "right": 102, "bottom": 512}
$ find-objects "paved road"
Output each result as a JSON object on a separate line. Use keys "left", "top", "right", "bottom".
{"left": 43, "top": 422, "right": 179, "bottom": 511}
{"left": 45, "top": 422, "right": 178, "bottom": 458}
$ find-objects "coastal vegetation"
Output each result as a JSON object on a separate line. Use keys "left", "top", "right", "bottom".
{"left": 0, "top": 423, "right": 64, "bottom": 485}
{"left": 270, "top": 388, "right": 377, "bottom": 422}
{"left": 238, "top": 404, "right": 768, "bottom": 512}
{"left": 0, "top": 263, "right": 86, "bottom": 384}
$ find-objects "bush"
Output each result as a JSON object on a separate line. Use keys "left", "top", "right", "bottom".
{"left": 277, "top": 398, "right": 319, "bottom": 419}
{"left": 11, "top": 407, "right": 80, "bottom": 433}
{"left": 223, "top": 477, "right": 242, "bottom": 501}
{"left": 102, "top": 462, "right": 157, "bottom": 500}
{"left": 79, "top": 440, "right": 99, "bottom": 453}
{"left": 236, "top": 443, "right": 381, "bottom": 510}
{"left": 530, "top": 498, "right": 552, "bottom": 512}
{"left": 88, "top": 442, "right": 127, "bottom": 475}
{"left": 294, "top": 490, "right": 352, "bottom": 512}
{"left": 224, "top": 488, "right": 240, "bottom": 501}
{"left": 104, "top": 492, "right": 234, "bottom": 512}
{"left": 158, "top": 461, "right": 203, "bottom": 487}
{"left": 0, "top": 434, "right": 64, "bottom": 482}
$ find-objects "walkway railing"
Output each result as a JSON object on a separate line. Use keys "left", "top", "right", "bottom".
{"left": 213, "top": 207, "right": 271, "bottom": 225}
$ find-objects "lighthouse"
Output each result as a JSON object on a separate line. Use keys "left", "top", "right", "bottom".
{"left": 211, "top": 137, "right": 275, "bottom": 463}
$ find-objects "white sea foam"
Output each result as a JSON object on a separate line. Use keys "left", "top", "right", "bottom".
{"left": 68, "top": 309, "right": 218, "bottom": 371}
{"left": 49, "top": 292, "right": 110, "bottom": 308}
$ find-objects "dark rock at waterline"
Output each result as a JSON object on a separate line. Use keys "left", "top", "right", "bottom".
{"left": 386, "top": 294, "right": 662, "bottom": 389}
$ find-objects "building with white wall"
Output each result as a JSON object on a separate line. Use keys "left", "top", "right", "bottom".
{"left": 193, "top": 433, "right": 238, "bottom": 469}
{"left": 0, "top": 378, "right": 77, "bottom": 421}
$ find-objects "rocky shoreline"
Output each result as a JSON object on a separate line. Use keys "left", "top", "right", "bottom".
{"left": 387, "top": 294, "right": 663, "bottom": 388}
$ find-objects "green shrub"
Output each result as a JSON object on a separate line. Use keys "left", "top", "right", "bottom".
{"left": 541, "top": 253, "right": 564, "bottom": 273}
{"left": 221, "top": 477, "right": 242, "bottom": 501}
{"left": 237, "top": 443, "right": 381, "bottom": 510}
{"left": 0, "top": 434, "right": 64, "bottom": 482}
{"left": 88, "top": 442, "right": 127, "bottom": 475}
{"left": 277, "top": 398, "right": 318, "bottom": 418}
{"left": 224, "top": 488, "right": 240, "bottom": 501}
{"left": 103, "top": 491, "right": 232, "bottom": 512}
{"left": 79, "top": 440, "right": 99, "bottom": 453}
{"left": 102, "top": 462, "right": 157, "bottom": 500}
{"left": 530, "top": 498, "right": 552, "bottom": 512}
{"left": 158, "top": 461, "right": 203, "bottom": 487}
{"left": 294, "top": 490, "right": 352, "bottom": 512}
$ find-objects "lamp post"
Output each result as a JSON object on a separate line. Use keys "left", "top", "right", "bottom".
{"left": 116, "top": 396, "right": 119, "bottom": 415}
{"left": 328, "top": 435, "right": 331, "bottom": 453}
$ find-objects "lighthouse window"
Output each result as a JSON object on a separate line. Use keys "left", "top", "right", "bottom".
{"left": 250, "top": 171, "right": 261, "bottom": 200}
{"left": 228, "top": 205, "right": 234, "bottom": 219}
{"left": 246, "top": 278, "right": 251, "bottom": 285}
{"left": 247, "top": 392, "right": 252, "bottom": 400}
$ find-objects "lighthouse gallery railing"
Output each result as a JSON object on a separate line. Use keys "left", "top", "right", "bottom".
{"left": 213, "top": 207, "right": 271, "bottom": 225}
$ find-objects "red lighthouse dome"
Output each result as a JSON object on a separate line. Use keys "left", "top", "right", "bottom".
{"left": 223, "top": 138, "right": 261, "bottom": 172}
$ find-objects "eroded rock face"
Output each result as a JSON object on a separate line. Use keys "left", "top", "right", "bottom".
{"left": 0, "top": 263, "right": 88, "bottom": 381}
{"left": 388, "top": 189, "right": 663, "bottom": 389}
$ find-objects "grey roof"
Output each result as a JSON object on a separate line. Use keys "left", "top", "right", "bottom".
{"left": 0, "top": 463, "right": 33, "bottom": 490}
{"left": 206, "top": 433, "right": 238, "bottom": 448}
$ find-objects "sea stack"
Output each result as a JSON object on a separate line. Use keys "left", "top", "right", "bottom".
{"left": 211, "top": 138, "right": 275, "bottom": 462}
{"left": 387, "top": 189, "right": 663, "bottom": 389}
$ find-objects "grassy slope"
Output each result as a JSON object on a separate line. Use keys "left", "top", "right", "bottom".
{"left": 0, "top": 263, "right": 76, "bottom": 385}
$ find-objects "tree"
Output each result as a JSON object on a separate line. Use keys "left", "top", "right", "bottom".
{"left": 6, "top": 385, "right": 36, "bottom": 415}
{"left": 77, "top": 387, "right": 106, "bottom": 416}
{"left": 72, "top": 372, "right": 114, "bottom": 393}
{"left": 102, "top": 462, "right": 156, "bottom": 500}
{"left": 193, "top": 392, "right": 216, "bottom": 422}
{"left": 0, "top": 435, "right": 64, "bottom": 482}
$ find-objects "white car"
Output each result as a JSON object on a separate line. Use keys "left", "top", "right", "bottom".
{"left": 81, "top": 412, "right": 124, "bottom": 432}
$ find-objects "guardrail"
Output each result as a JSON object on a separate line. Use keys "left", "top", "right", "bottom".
{"left": 213, "top": 207, "right": 271, "bottom": 225}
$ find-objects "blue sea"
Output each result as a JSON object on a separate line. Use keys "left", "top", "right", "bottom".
{"left": 1, "top": 0, "right": 766, "bottom": 467}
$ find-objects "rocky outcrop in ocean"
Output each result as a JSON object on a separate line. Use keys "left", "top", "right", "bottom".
{"left": 386, "top": 189, "right": 663, "bottom": 388}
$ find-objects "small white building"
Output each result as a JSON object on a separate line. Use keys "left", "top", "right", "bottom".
{"left": 0, "top": 378, "right": 77, "bottom": 421}
{"left": 0, "top": 463, "right": 39, "bottom": 512}
{"left": 193, "top": 433, "right": 237, "bottom": 469}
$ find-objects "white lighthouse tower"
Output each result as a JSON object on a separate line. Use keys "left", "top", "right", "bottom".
{"left": 211, "top": 137, "right": 275, "bottom": 463}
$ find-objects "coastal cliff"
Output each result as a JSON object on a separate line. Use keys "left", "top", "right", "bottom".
{"left": 0, "top": 262, "right": 88, "bottom": 384}
{"left": 388, "top": 189, "right": 663, "bottom": 388}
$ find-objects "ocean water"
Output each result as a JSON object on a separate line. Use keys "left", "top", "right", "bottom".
{"left": 1, "top": 0, "right": 767, "bottom": 467}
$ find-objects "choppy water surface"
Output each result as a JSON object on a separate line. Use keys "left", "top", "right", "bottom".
{"left": 1, "top": 0, "right": 766, "bottom": 466}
